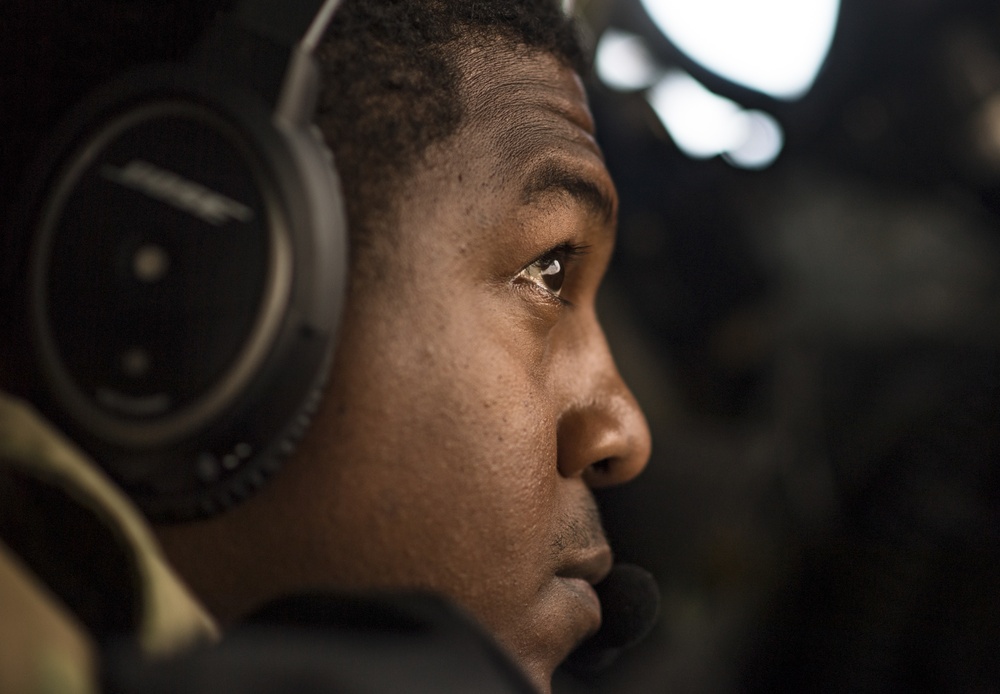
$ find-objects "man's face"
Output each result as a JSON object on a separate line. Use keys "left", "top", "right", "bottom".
{"left": 158, "top": 43, "right": 650, "bottom": 692}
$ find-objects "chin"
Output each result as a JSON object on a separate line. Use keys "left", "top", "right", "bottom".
{"left": 502, "top": 627, "right": 580, "bottom": 694}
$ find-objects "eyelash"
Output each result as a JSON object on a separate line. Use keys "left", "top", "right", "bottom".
{"left": 515, "top": 242, "right": 589, "bottom": 306}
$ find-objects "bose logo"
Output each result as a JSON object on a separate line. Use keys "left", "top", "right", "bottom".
{"left": 101, "top": 159, "right": 255, "bottom": 226}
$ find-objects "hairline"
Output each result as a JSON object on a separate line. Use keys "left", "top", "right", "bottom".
{"left": 327, "top": 31, "right": 587, "bottom": 272}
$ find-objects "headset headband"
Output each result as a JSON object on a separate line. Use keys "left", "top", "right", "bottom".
{"left": 195, "top": 0, "right": 342, "bottom": 115}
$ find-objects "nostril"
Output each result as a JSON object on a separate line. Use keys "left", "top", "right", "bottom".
{"left": 590, "top": 458, "right": 612, "bottom": 475}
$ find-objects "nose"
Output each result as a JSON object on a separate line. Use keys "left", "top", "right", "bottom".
{"left": 555, "top": 313, "right": 652, "bottom": 488}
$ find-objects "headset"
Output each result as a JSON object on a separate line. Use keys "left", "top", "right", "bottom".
{"left": 14, "top": 0, "right": 348, "bottom": 522}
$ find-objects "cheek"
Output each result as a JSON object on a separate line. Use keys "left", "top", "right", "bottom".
{"left": 372, "top": 284, "right": 557, "bottom": 467}
{"left": 395, "top": 301, "right": 560, "bottom": 538}
{"left": 323, "top": 287, "right": 562, "bottom": 588}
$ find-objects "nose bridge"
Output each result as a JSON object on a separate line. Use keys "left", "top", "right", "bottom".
{"left": 555, "top": 307, "right": 652, "bottom": 487}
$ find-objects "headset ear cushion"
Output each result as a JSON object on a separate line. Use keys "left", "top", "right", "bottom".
{"left": 183, "top": 363, "right": 332, "bottom": 520}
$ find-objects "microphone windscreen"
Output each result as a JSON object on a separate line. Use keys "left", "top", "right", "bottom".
{"left": 562, "top": 563, "right": 660, "bottom": 677}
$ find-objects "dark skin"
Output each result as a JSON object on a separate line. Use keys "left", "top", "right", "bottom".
{"left": 156, "top": 42, "right": 651, "bottom": 693}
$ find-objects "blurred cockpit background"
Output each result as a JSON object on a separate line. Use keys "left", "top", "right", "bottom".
{"left": 563, "top": 0, "right": 1000, "bottom": 691}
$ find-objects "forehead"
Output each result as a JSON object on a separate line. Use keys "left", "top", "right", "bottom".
{"left": 431, "top": 42, "right": 617, "bottom": 234}
{"left": 377, "top": 40, "right": 618, "bottom": 272}
{"left": 456, "top": 42, "right": 602, "bottom": 167}
{"left": 459, "top": 40, "right": 593, "bottom": 122}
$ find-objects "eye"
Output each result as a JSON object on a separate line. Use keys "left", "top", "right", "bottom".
{"left": 522, "top": 254, "right": 566, "bottom": 294}
{"left": 515, "top": 243, "right": 587, "bottom": 299}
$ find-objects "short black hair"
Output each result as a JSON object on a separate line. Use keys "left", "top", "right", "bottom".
{"left": 0, "top": 0, "right": 585, "bottom": 255}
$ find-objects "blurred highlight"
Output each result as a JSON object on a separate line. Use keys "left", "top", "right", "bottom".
{"left": 638, "top": 0, "right": 840, "bottom": 99}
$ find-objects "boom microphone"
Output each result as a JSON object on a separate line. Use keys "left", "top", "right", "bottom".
{"left": 563, "top": 563, "right": 660, "bottom": 677}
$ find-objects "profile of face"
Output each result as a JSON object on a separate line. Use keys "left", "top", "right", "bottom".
{"left": 157, "top": 42, "right": 651, "bottom": 692}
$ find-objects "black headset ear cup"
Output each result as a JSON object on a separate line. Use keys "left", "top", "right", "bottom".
{"left": 25, "top": 63, "right": 348, "bottom": 522}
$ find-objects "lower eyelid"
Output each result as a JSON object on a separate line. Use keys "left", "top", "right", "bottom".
{"left": 512, "top": 274, "right": 552, "bottom": 295}
{"left": 511, "top": 276, "right": 571, "bottom": 309}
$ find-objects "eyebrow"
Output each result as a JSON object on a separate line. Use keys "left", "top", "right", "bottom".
{"left": 521, "top": 160, "right": 616, "bottom": 225}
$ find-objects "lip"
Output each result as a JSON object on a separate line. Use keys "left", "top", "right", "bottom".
{"left": 555, "top": 545, "right": 614, "bottom": 641}
{"left": 558, "top": 575, "right": 602, "bottom": 634}
{"left": 556, "top": 544, "right": 614, "bottom": 586}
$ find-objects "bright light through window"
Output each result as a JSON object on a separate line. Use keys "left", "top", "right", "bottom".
{"left": 724, "top": 110, "right": 784, "bottom": 169}
{"left": 648, "top": 71, "right": 746, "bottom": 157}
{"left": 648, "top": 70, "right": 784, "bottom": 168}
{"left": 639, "top": 0, "right": 841, "bottom": 99}
{"left": 595, "top": 29, "right": 661, "bottom": 91}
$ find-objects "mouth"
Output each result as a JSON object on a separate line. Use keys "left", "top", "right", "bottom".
{"left": 556, "top": 545, "right": 614, "bottom": 586}
{"left": 555, "top": 544, "right": 614, "bottom": 641}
